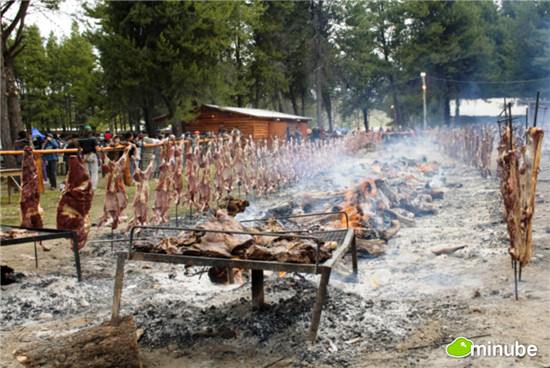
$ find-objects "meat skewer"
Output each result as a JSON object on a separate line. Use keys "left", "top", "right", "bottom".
{"left": 126, "top": 155, "right": 156, "bottom": 233}
{"left": 151, "top": 146, "right": 175, "bottom": 225}
{"left": 509, "top": 127, "right": 544, "bottom": 268}
{"left": 98, "top": 147, "right": 130, "bottom": 230}
{"left": 20, "top": 144, "right": 46, "bottom": 252}
{"left": 20, "top": 146, "right": 44, "bottom": 230}
{"left": 197, "top": 142, "right": 212, "bottom": 212}
{"left": 183, "top": 142, "right": 200, "bottom": 215}
{"left": 57, "top": 155, "right": 94, "bottom": 250}
{"left": 172, "top": 136, "right": 185, "bottom": 206}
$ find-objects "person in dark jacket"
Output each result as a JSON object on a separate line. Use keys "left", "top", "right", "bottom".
{"left": 42, "top": 133, "right": 60, "bottom": 189}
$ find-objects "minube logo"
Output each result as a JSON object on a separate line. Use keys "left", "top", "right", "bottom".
{"left": 446, "top": 337, "right": 538, "bottom": 358}
{"left": 446, "top": 337, "right": 474, "bottom": 358}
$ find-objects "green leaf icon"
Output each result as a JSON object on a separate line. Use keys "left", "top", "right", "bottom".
{"left": 446, "top": 337, "right": 473, "bottom": 358}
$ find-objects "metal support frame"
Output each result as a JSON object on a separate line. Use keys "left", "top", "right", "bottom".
{"left": 111, "top": 225, "right": 357, "bottom": 340}
{"left": 0, "top": 225, "right": 82, "bottom": 282}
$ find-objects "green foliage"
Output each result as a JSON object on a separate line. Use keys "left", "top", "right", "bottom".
{"left": 8, "top": 0, "right": 550, "bottom": 132}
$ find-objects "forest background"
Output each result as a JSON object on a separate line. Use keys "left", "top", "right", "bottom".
{"left": 2, "top": 0, "right": 549, "bottom": 168}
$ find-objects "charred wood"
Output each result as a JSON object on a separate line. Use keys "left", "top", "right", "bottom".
{"left": 12, "top": 315, "right": 142, "bottom": 368}
{"left": 379, "top": 220, "right": 401, "bottom": 241}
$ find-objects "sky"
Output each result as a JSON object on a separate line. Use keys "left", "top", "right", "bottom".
{"left": 23, "top": 0, "right": 93, "bottom": 38}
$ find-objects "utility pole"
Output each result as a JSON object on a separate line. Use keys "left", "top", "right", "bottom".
{"left": 420, "top": 72, "right": 427, "bottom": 130}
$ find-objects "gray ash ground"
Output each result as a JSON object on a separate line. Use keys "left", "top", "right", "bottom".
{"left": 1, "top": 136, "right": 549, "bottom": 368}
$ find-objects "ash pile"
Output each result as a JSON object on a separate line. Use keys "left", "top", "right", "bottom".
{"left": 0, "top": 137, "right": 522, "bottom": 367}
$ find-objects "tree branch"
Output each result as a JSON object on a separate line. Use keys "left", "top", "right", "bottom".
{"left": 1, "top": 0, "right": 16, "bottom": 17}
{"left": 2, "top": 0, "right": 30, "bottom": 41}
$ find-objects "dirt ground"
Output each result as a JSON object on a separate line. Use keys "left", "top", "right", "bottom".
{"left": 1, "top": 137, "right": 549, "bottom": 368}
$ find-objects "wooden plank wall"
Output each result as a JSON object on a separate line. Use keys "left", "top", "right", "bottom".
{"left": 187, "top": 106, "right": 310, "bottom": 142}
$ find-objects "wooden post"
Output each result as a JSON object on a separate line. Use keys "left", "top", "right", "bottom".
{"left": 33, "top": 152, "right": 44, "bottom": 194}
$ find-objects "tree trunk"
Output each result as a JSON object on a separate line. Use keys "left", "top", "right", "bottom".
{"left": 362, "top": 107, "right": 369, "bottom": 132}
{"left": 315, "top": 67, "right": 323, "bottom": 129}
{"left": 300, "top": 89, "right": 306, "bottom": 117}
{"left": 323, "top": 88, "right": 332, "bottom": 131}
{"left": 289, "top": 87, "right": 299, "bottom": 116}
{"left": 1, "top": 53, "right": 22, "bottom": 168}
{"left": 12, "top": 315, "right": 142, "bottom": 368}
{"left": 142, "top": 98, "right": 154, "bottom": 135}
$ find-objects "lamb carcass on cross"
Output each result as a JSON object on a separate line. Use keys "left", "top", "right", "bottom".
{"left": 126, "top": 155, "right": 155, "bottom": 232}
{"left": 57, "top": 155, "right": 94, "bottom": 250}
{"left": 151, "top": 146, "right": 175, "bottom": 225}
{"left": 98, "top": 147, "right": 130, "bottom": 229}
{"left": 20, "top": 146, "right": 44, "bottom": 230}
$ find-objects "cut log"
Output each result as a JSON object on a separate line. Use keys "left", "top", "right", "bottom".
{"left": 379, "top": 220, "right": 401, "bottom": 241}
{"left": 382, "top": 208, "right": 415, "bottom": 226}
{"left": 12, "top": 315, "right": 142, "bottom": 368}
{"left": 375, "top": 179, "right": 399, "bottom": 205}
{"left": 399, "top": 198, "right": 437, "bottom": 216}
{"left": 356, "top": 239, "right": 386, "bottom": 257}
{"left": 432, "top": 245, "right": 466, "bottom": 255}
{"left": 424, "top": 188, "right": 444, "bottom": 200}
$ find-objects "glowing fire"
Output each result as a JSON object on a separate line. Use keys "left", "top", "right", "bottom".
{"left": 233, "top": 269, "right": 245, "bottom": 284}
{"left": 337, "top": 178, "right": 378, "bottom": 228}
{"left": 417, "top": 163, "right": 438, "bottom": 172}
{"left": 279, "top": 271, "right": 287, "bottom": 278}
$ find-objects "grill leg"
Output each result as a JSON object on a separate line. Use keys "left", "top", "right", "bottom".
{"left": 351, "top": 236, "right": 358, "bottom": 273}
{"left": 33, "top": 241, "right": 38, "bottom": 268}
{"left": 251, "top": 269, "right": 264, "bottom": 308}
{"left": 227, "top": 268, "right": 234, "bottom": 284}
{"left": 112, "top": 253, "right": 127, "bottom": 322}
{"left": 308, "top": 269, "right": 331, "bottom": 341}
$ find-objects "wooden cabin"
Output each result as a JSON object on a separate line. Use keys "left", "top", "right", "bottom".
{"left": 185, "top": 104, "right": 311, "bottom": 141}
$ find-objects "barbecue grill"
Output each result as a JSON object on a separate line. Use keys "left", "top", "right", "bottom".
{"left": 0, "top": 224, "right": 82, "bottom": 281}
{"left": 111, "top": 212, "right": 358, "bottom": 341}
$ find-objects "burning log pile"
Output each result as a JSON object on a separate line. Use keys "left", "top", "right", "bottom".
{"left": 289, "top": 157, "right": 445, "bottom": 257}
{"left": 432, "top": 126, "right": 495, "bottom": 177}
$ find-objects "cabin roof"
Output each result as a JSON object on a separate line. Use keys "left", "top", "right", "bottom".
{"left": 203, "top": 104, "right": 311, "bottom": 121}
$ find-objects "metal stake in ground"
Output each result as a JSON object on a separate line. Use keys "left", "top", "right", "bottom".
{"left": 514, "top": 260, "right": 518, "bottom": 301}
{"left": 534, "top": 91, "right": 540, "bottom": 127}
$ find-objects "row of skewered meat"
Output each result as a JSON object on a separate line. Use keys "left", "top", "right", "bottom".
{"left": 17, "top": 133, "right": 373, "bottom": 250}
{"left": 432, "top": 124, "right": 545, "bottom": 269}
{"left": 432, "top": 126, "right": 494, "bottom": 178}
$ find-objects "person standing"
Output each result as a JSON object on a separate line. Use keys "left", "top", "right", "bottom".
{"left": 42, "top": 133, "right": 60, "bottom": 190}
{"left": 63, "top": 135, "right": 79, "bottom": 174}
{"left": 79, "top": 126, "right": 102, "bottom": 190}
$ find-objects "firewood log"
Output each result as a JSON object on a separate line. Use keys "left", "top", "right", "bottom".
{"left": 374, "top": 179, "right": 399, "bottom": 205}
{"left": 12, "top": 315, "right": 142, "bottom": 368}
{"left": 432, "top": 245, "right": 466, "bottom": 255}
{"left": 356, "top": 239, "right": 386, "bottom": 257}
{"left": 379, "top": 220, "right": 401, "bottom": 241}
{"left": 382, "top": 208, "right": 416, "bottom": 226}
